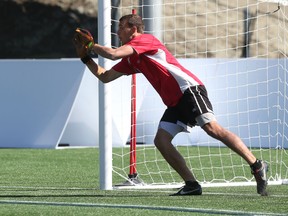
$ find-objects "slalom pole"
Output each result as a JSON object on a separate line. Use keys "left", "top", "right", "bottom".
{"left": 129, "top": 8, "right": 137, "bottom": 179}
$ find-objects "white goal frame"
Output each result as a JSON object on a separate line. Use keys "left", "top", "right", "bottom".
{"left": 98, "top": 0, "right": 288, "bottom": 190}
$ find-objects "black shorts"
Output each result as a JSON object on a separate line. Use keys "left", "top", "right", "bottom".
{"left": 160, "top": 85, "right": 214, "bottom": 128}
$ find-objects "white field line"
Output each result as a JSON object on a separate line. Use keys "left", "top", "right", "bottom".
{"left": 0, "top": 199, "right": 287, "bottom": 216}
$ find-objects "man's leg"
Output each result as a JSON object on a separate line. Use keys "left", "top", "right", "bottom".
{"left": 201, "top": 121, "right": 268, "bottom": 196}
{"left": 154, "top": 128, "right": 202, "bottom": 196}
{"left": 154, "top": 128, "right": 196, "bottom": 182}
{"left": 201, "top": 121, "right": 256, "bottom": 165}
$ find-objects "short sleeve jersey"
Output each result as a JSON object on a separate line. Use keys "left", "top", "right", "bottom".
{"left": 112, "top": 34, "right": 203, "bottom": 107}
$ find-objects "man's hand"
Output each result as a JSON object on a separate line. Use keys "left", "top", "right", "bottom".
{"left": 74, "top": 28, "right": 94, "bottom": 51}
{"left": 72, "top": 29, "right": 94, "bottom": 64}
{"left": 72, "top": 33, "right": 88, "bottom": 58}
{"left": 73, "top": 28, "right": 94, "bottom": 58}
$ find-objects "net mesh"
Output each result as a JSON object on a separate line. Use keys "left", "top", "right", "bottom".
{"left": 109, "top": 0, "right": 288, "bottom": 188}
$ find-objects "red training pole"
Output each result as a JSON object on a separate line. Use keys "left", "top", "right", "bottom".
{"left": 130, "top": 73, "right": 137, "bottom": 177}
{"left": 129, "top": 8, "right": 137, "bottom": 178}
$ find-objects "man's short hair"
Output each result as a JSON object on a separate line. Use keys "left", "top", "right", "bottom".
{"left": 119, "top": 14, "right": 145, "bottom": 33}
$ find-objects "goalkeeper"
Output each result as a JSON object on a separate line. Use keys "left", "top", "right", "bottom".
{"left": 73, "top": 14, "right": 268, "bottom": 196}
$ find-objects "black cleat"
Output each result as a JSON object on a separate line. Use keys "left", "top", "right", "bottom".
{"left": 251, "top": 160, "right": 268, "bottom": 196}
{"left": 170, "top": 184, "right": 202, "bottom": 196}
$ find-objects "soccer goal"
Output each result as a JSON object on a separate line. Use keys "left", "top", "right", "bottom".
{"left": 98, "top": 0, "right": 288, "bottom": 190}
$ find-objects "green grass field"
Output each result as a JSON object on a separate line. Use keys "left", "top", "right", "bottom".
{"left": 0, "top": 148, "right": 287, "bottom": 216}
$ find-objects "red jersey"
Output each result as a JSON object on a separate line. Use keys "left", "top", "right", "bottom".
{"left": 112, "top": 34, "right": 203, "bottom": 107}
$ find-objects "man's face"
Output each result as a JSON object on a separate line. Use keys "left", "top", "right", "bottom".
{"left": 117, "top": 20, "right": 134, "bottom": 44}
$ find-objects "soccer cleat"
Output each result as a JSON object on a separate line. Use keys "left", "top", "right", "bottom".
{"left": 170, "top": 184, "right": 202, "bottom": 196}
{"left": 251, "top": 160, "right": 268, "bottom": 196}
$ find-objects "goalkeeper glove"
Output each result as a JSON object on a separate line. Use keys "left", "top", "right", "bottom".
{"left": 74, "top": 28, "right": 94, "bottom": 53}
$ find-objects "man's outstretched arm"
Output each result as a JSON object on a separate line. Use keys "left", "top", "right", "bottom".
{"left": 85, "top": 58, "right": 123, "bottom": 83}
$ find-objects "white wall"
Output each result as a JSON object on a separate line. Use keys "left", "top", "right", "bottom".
{"left": 0, "top": 59, "right": 85, "bottom": 148}
{"left": 0, "top": 59, "right": 287, "bottom": 149}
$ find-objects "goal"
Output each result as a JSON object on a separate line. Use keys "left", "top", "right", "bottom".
{"left": 98, "top": 0, "right": 288, "bottom": 189}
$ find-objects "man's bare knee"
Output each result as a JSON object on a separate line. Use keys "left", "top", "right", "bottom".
{"left": 154, "top": 129, "right": 173, "bottom": 150}
{"left": 154, "top": 134, "right": 161, "bottom": 149}
{"left": 202, "top": 122, "right": 227, "bottom": 139}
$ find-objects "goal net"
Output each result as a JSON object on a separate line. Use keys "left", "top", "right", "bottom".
{"left": 101, "top": 0, "right": 288, "bottom": 189}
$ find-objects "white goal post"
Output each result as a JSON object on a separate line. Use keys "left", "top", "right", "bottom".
{"left": 98, "top": 0, "right": 288, "bottom": 190}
